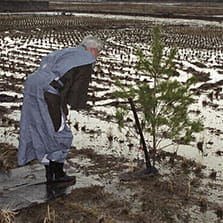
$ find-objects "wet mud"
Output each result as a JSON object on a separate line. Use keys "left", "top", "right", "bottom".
{"left": 2, "top": 148, "right": 221, "bottom": 223}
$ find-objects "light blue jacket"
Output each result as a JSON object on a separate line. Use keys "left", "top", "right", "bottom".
{"left": 18, "top": 46, "right": 95, "bottom": 166}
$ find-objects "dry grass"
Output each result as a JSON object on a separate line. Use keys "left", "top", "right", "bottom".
{"left": 0, "top": 209, "right": 18, "bottom": 223}
{"left": 0, "top": 143, "right": 17, "bottom": 171}
{"left": 43, "top": 205, "right": 56, "bottom": 223}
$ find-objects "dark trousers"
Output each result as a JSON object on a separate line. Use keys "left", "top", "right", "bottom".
{"left": 44, "top": 92, "right": 61, "bottom": 132}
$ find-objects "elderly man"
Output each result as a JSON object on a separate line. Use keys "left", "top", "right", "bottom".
{"left": 18, "top": 35, "right": 103, "bottom": 183}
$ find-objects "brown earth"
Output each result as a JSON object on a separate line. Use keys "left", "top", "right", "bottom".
{"left": 0, "top": 143, "right": 222, "bottom": 223}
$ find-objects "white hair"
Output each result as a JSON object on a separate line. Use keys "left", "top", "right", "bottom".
{"left": 80, "top": 35, "right": 103, "bottom": 52}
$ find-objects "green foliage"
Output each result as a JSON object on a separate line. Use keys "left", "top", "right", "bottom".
{"left": 114, "top": 27, "right": 203, "bottom": 160}
{"left": 115, "top": 107, "right": 128, "bottom": 130}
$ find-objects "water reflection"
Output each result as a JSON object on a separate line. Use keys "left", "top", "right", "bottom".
{"left": 0, "top": 164, "right": 100, "bottom": 211}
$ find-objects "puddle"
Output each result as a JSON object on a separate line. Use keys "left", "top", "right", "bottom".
{"left": 0, "top": 164, "right": 102, "bottom": 211}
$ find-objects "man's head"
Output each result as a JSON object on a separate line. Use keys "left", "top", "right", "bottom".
{"left": 80, "top": 35, "right": 103, "bottom": 58}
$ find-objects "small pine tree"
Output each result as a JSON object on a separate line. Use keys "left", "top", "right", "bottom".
{"left": 114, "top": 27, "right": 203, "bottom": 165}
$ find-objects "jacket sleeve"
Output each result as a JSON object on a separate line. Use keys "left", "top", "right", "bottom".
{"left": 59, "top": 64, "right": 94, "bottom": 110}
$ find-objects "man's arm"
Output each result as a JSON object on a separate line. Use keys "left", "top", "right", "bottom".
{"left": 59, "top": 64, "right": 94, "bottom": 110}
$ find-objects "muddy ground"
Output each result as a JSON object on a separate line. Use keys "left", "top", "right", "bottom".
{"left": 0, "top": 2, "right": 223, "bottom": 223}
{"left": 1, "top": 144, "right": 222, "bottom": 223}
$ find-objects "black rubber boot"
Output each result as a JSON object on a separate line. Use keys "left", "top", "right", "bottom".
{"left": 49, "top": 161, "right": 75, "bottom": 183}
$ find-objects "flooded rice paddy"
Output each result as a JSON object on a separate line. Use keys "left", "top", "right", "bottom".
{"left": 0, "top": 12, "right": 223, "bottom": 222}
